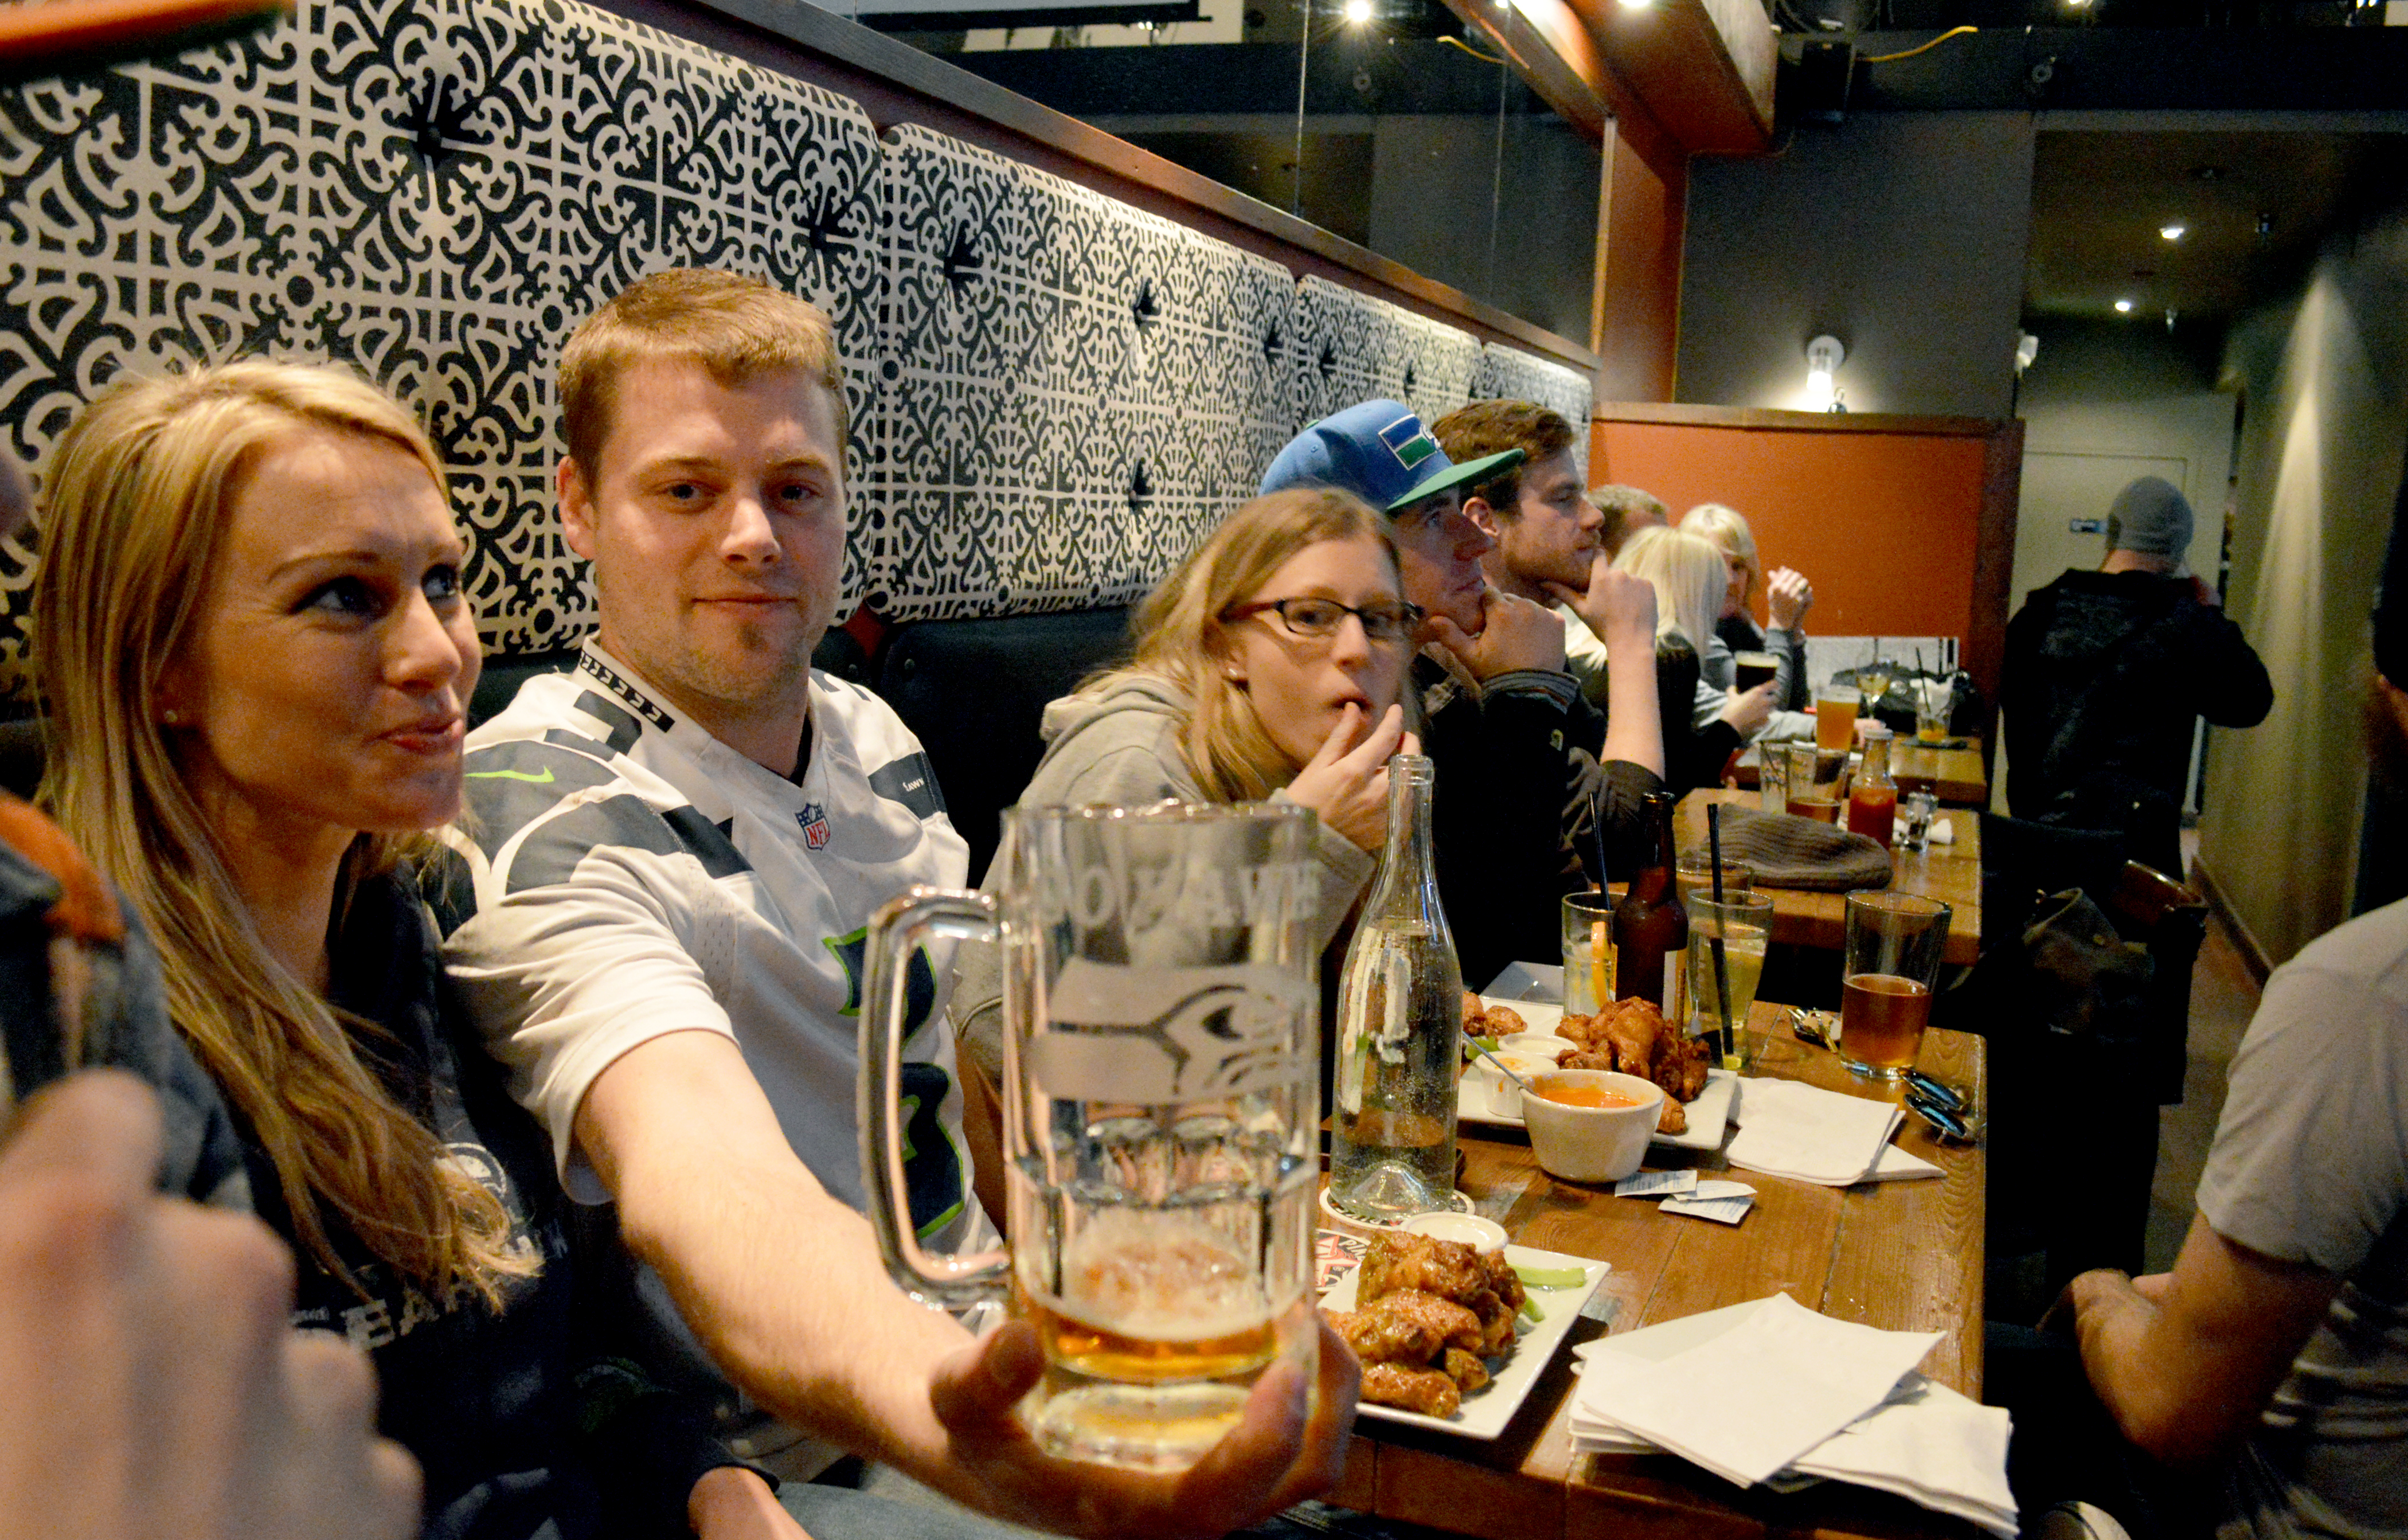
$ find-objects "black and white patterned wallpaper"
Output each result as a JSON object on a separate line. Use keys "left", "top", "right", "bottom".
{"left": 0, "top": 0, "right": 1594, "bottom": 663}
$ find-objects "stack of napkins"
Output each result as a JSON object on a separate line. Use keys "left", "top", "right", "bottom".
{"left": 1726, "top": 1078, "right": 1941, "bottom": 1186}
{"left": 1568, "top": 1294, "right": 2014, "bottom": 1537}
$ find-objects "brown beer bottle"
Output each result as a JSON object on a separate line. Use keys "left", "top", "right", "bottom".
{"left": 1612, "top": 791, "right": 1688, "bottom": 1013}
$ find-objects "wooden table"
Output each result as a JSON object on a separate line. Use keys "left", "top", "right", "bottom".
{"left": 1657, "top": 790, "right": 1984, "bottom": 965}
{"left": 1328, "top": 1006, "right": 1988, "bottom": 1540}
{"left": 1734, "top": 739, "right": 1989, "bottom": 807}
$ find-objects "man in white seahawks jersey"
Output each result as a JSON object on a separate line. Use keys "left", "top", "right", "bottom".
{"left": 441, "top": 269, "right": 1354, "bottom": 1540}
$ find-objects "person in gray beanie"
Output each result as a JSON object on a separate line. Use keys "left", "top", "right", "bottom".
{"left": 2000, "top": 473, "right": 2270, "bottom": 876}
{"left": 2047, "top": 447, "right": 2408, "bottom": 1540}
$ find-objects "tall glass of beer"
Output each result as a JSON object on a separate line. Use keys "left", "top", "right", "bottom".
{"left": 861, "top": 804, "right": 1322, "bottom": 1469}
{"left": 1814, "top": 683, "right": 1860, "bottom": 753}
{"left": 1836, "top": 891, "right": 1952, "bottom": 1080}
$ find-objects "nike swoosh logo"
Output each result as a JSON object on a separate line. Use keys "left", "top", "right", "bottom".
{"left": 466, "top": 767, "right": 554, "bottom": 784}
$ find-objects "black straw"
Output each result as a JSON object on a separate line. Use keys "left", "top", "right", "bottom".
{"left": 1706, "top": 804, "right": 1735, "bottom": 1066}
{"left": 1592, "top": 785, "right": 1609, "bottom": 892}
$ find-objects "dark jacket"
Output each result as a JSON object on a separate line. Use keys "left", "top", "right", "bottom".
{"left": 2003, "top": 569, "right": 2273, "bottom": 873}
{"left": 1416, "top": 654, "right": 1597, "bottom": 990}
{"left": 241, "top": 869, "right": 739, "bottom": 1540}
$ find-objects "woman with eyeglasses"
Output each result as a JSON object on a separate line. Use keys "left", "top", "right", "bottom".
{"left": 950, "top": 489, "right": 1418, "bottom": 1178}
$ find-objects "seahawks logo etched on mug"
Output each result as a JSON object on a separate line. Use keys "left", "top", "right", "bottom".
{"left": 1029, "top": 959, "right": 1310, "bottom": 1103}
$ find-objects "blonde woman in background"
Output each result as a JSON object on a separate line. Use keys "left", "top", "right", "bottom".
{"left": 1611, "top": 527, "right": 1788, "bottom": 791}
{"left": 1681, "top": 502, "right": 1815, "bottom": 712}
{"left": 36, "top": 362, "right": 803, "bottom": 1540}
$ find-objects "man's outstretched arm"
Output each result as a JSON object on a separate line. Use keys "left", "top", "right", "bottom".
{"left": 577, "top": 1029, "right": 1358, "bottom": 1539}
{"left": 2067, "top": 1210, "right": 2338, "bottom": 1469}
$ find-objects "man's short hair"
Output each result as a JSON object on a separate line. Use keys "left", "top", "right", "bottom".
{"left": 560, "top": 268, "right": 847, "bottom": 477}
{"left": 1430, "top": 400, "right": 1574, "bottom": 519}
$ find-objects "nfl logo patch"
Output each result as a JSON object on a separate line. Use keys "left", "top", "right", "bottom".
{"left": 798, "top": 802, "right": 832, "bottom": 850}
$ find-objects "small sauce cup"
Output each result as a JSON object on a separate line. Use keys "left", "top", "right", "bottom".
{"left": 1521, "top": 1069, "right": 1665, "bottom": 1185}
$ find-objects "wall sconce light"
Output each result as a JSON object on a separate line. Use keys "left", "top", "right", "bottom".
{"left": 2114, "top": 298, "right": 2134, "bottom": 314}
{"left": 2159, "top": 222, "right": 2186, "bottom": 240}
{"left": 1804, "top": 334, "right": 1844, "bottom": 412}
{"left": 2014, "top": 331, "right": 2039, "bottom": 373}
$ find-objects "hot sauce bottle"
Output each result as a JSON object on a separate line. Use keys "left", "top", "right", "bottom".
{"left": 1848, "top": 724, "right": 1898, "bottom": 848}
{"left": 1612, "top": 791, "right": 1688, "bottom": 1013}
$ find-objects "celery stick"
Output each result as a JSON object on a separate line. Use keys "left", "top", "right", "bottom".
{"left": 1511, "top": 1261, "right": 1588, "bottom": 1289}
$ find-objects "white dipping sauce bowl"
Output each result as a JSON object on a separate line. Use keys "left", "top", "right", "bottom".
{"left": 1399, "top": 1211, "right": 1509, "bottom": 1253}
{"left": 1499, "top": 1033, "right": 1575, "bottom": 1064}
{"left": 1521, "top": 1069, "right": 1665, "bottom": 1185}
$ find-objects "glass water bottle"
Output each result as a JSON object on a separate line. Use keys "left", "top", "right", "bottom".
{"left": 1328, "top": 755, "right": 1463, "bottom": 1222}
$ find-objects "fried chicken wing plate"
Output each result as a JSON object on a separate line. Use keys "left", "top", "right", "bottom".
{"left": 1361, "top": 1361, "right": 1462, "bottom": 1418}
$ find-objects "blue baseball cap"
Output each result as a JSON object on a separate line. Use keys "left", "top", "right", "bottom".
{"left": 1259, "top": 400, "right": 1524, "bottom": 514}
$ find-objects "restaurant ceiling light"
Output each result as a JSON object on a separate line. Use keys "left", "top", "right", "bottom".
{"left": 2159, "top": 222, "right": 2186, "bottom": 240}
{"left": 1342, "top": 0, "right": 1371, "bottom": 20}
{"left": 1619, "top": 0, "right": 1656, "bottom": 9}
{"left": 1804, "top": 334, "right": 1844, "bottom": 412}
{"left": 2114, "top": 298, "right": 2134, "bottom": 314}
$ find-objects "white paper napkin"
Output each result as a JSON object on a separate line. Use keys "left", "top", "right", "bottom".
{"left": 1790, "top": 1375, "right": 2018, "bottom": 1537}
{"left": 1864, "top": 1142, "right": 1944, "bottom": 1181}
{"left": 1726, "top": 1078, "right": 1906, "bottom": 1186}
{"left": 1570, "top": 1292, "right": 1941, "bottom": 1487}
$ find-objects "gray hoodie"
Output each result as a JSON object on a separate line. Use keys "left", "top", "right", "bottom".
{"left": 948, "top": 674, "right": 1377, "bottom": 1082}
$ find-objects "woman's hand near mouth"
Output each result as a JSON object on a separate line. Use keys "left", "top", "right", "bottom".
{"left": 1285, "top": 702, "right": 1416, "bottom": 853}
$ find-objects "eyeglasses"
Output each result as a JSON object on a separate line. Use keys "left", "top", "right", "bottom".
{"left": 1222, "top": 596, "right": 1423, "bottom": 646}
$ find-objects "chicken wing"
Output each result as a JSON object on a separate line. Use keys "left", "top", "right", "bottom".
{"left": 1358, "top": 1232, "right": 1489, "bottom": 1308}
{"left": 1441, "top": 1348, "right": 1490, "bottom": 1395}
{"left": 1361, "top": 1361, "right": 1462, "bottom": 1418}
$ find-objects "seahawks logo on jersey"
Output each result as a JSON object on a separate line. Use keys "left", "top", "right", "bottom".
{"left": 824, "top": 928, "right": 961, "bottom": 1240}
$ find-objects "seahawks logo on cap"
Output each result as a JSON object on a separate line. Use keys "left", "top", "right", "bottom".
{"left": 1378, "top": 414, "right": 1439, "bottom": 471}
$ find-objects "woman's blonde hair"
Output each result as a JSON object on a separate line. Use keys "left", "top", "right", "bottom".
{"left": 33, "top": 361, "right": 529, "bottom": 1307}
{"left": 1614, "top": 526, "right": 1728, "bottom": 654}
{"left": 1096, "top": 487, "right": 1400, "bottom": 803}
{"left": 1679, "top": 503, "right": 1761, "bottom": 609}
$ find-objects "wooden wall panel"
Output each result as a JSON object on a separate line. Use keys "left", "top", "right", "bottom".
{"left": 1589, "top": 406, "right": 2023, "bottom": 713}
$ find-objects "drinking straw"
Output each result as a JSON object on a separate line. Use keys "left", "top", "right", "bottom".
{"left": 1592, "top": 787, "right": 1609, "bottom": 892}
{"left": 1706, "top": 804, "right": 1736, "bottom": 1067}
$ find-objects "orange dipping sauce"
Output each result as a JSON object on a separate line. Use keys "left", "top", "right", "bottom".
{"left": 1537, "top": 1083, "right": 1645, "bottom": 1109}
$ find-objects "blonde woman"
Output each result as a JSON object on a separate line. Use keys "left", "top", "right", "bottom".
{"left": 36, "top": 362, "right": 802, "bottom": 1540}
{"left": 1681, "top": 502, "right": 1814, "bottom": 710}
{"left": 949, "top": 488, "right": 1415, "bottom": 1117}
{"left": 1610, "top": 527, "right": 1788, "bottom": 791}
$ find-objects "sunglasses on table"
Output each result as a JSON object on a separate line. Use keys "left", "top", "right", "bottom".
{"left": 1222, "top": 596, "right": 1424, "bottom": 645}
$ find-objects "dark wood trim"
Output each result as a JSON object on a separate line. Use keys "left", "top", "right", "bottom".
{"left": 2191, "top": 855, "right": 2276, "bottom": 986}
{"left": 1963, "top": 416, "right": 2024, "bottom": 774}
{"left": 1594, "top": 400, "right": 2004, "bottom": 437}
{"left": 675, "top": 0, "right": 1605, "bottom": 373}
{"left": 1440, "top": 0, "right": 1606, "bottom": 140}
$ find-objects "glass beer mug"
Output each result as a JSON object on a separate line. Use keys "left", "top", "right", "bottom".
{"left": 860, "top": 803, "right": 1323, "bottom": 1471}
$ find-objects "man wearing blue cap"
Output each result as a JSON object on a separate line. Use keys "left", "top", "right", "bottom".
{"left": 2046, "top": 471, "right": 2407, "bottom": 1540}
{"left": 2003, "top": 474, "right": 2271, "bottom": 878}
{"left": 1261, "top": 400, "right": 1658, "bottom": 985}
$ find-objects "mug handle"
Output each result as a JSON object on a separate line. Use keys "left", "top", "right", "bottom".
{"left": 859, "top": 886, "right": 1013, "bottom": 1308}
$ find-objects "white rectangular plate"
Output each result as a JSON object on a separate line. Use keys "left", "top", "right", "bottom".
{"left": 1323, "top": 1242, "right": 1608, "bottom": 1440}
{"left": 1463, "top": 994, "right": 1738, "bottom": 1152}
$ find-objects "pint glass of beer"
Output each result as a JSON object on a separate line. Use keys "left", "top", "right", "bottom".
{"left": 1837, "top": 891, "right": 1951, "bottom": 1080}
{"left": 861, "top": 804, "right": 1321, "bottom": 1470}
